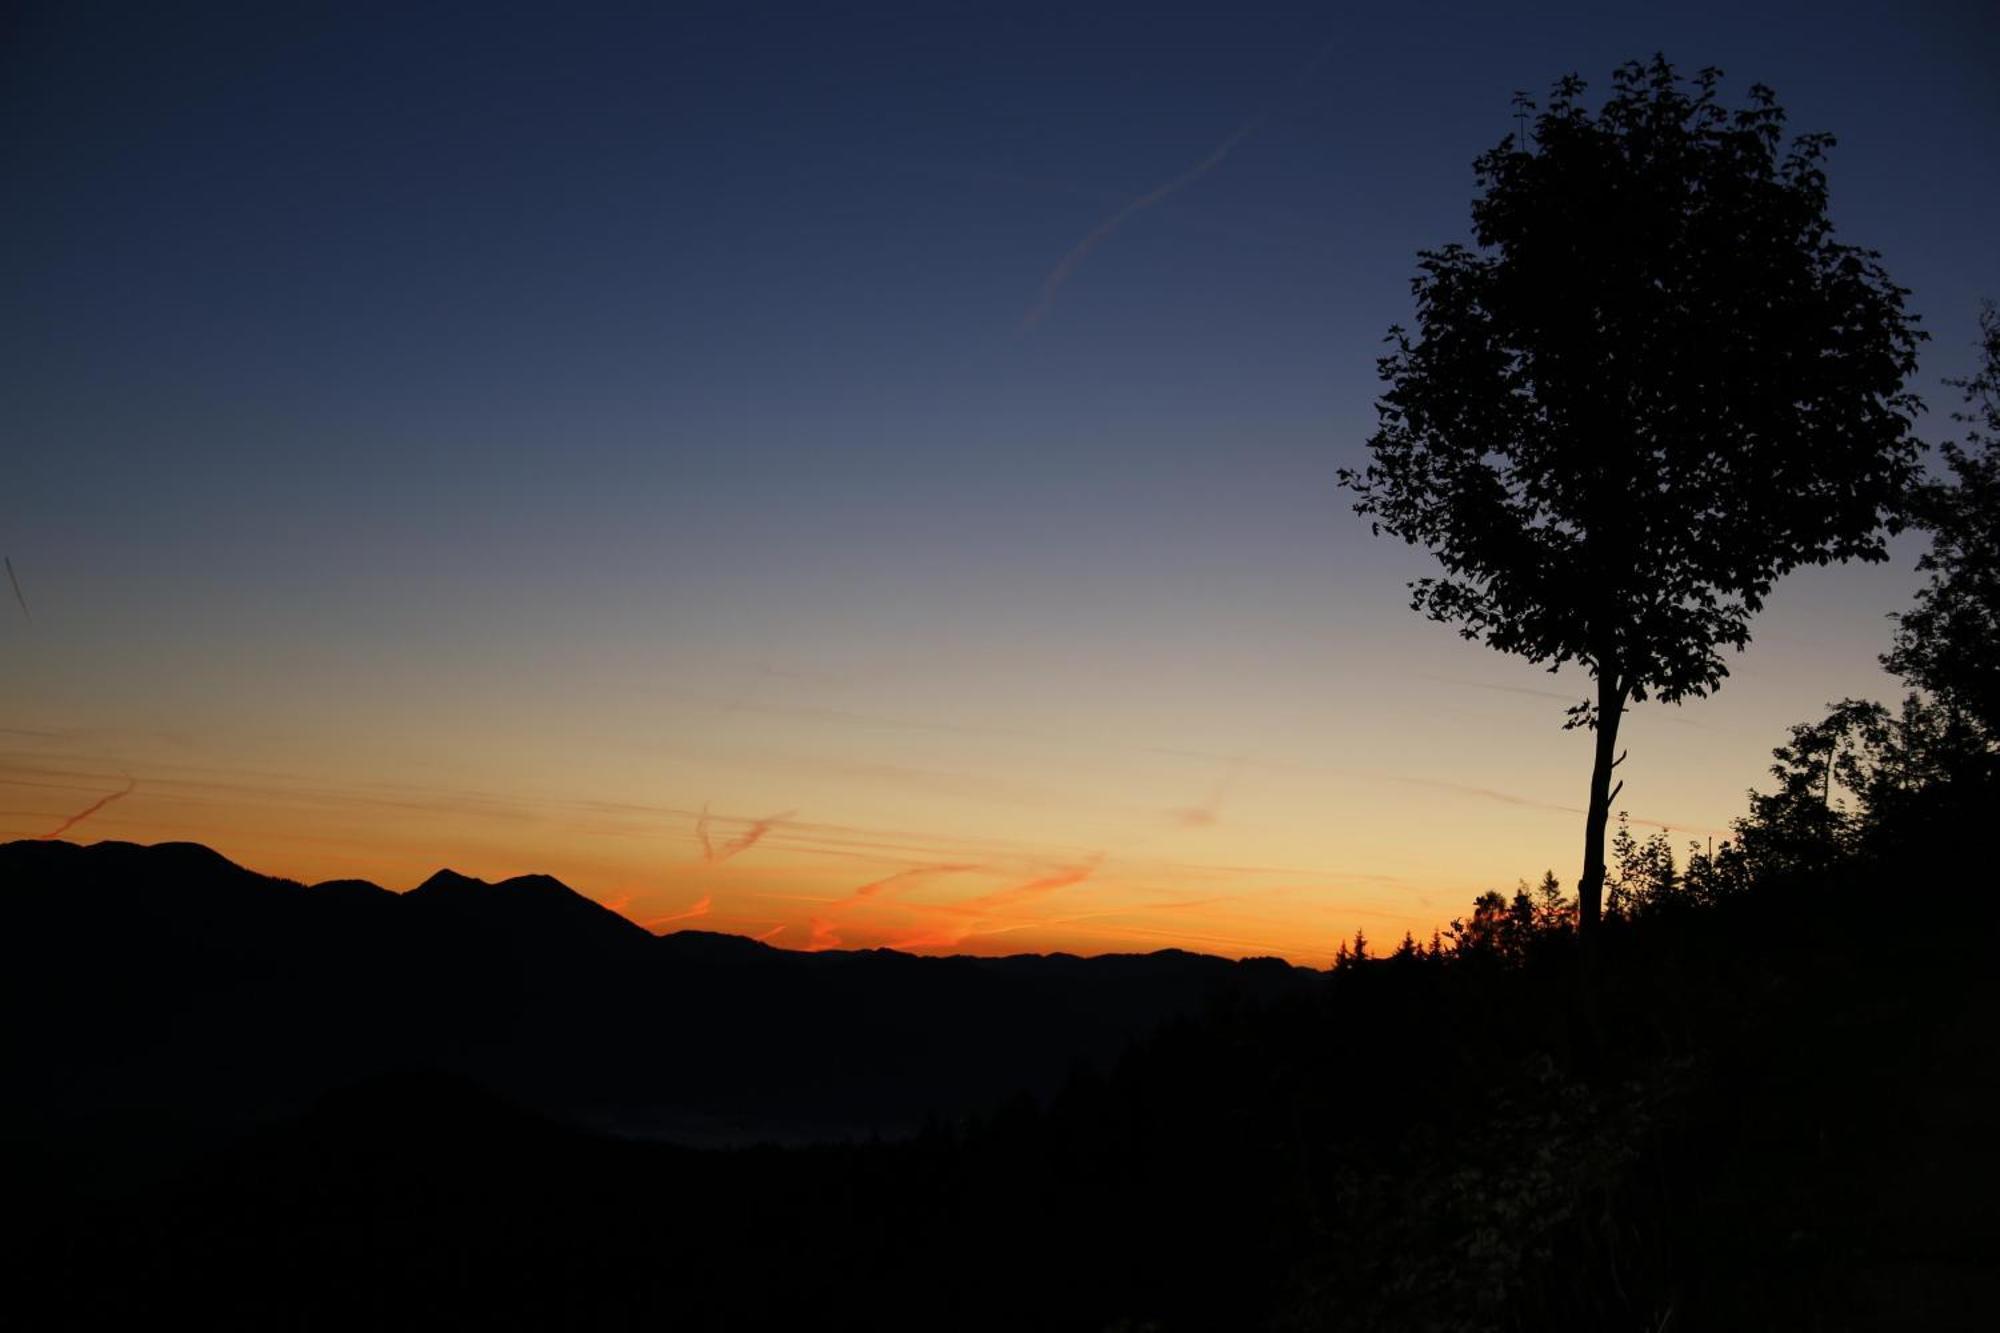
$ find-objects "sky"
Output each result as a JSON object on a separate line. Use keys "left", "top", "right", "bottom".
{"left": 5, "top": 1, "right": 1997, "bottom": 964}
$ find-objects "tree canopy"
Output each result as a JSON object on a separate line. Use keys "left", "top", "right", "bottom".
{"left": 1883, "top": 305, "right": 2000, "bottom": 745}
{"left": 1339, "top": 57, "right": 1925, "bottom": 932}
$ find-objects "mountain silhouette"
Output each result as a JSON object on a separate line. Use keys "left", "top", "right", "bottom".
{"left": 3, "top": 838, "right": 1316, "bottom": 1173}
{"left": 9, "top": 832, "right": 1996, "bottom": 1330}
{"left": 405, "top": 866, "right": 651, "bottom": 945}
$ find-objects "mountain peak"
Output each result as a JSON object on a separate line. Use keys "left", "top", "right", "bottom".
{"left": 411, "top": 868, "right": 489, "bottom": 897}
{"left": 402, "top": 864, "right": 650, "bottom": 947}
{"left": 493, "top": 873, "right": 573, "bottom": 896}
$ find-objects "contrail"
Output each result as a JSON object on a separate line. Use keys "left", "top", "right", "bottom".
{"left": 1020, "top": 39, "right": 1337, "bottom": 331}
{"left": 716, "top": 810, "right": 794, "bottom": 862}
{"left": 1412, "top": 670, "right": 1708, "bottom": 728}
{"left": 889, "top": 854, "right": 1103, "bottom": 950}
{"left": 847, "top": 862, "right": 980, "bottom": 903}
{"left": 644, "top": 894, "right": 712, "bottom": 929}
{"left": 803, "top": 862, "right": 983, "bottom": 952}
{"left": 1020, "top": 122, "right": 1259, "bottom": 331}
{"left": 5, "top": 558, "right": 27, "bottom": 623}
{"left": 1411, "top": 671, "right": 1583, "bottom": 705}
{"left": 35, "top": 776, "right": 136, "bottom": 840}
{"left": 1170, "top": 756, "right": 1244, "bottom": 829}
{"left": 694, "top": 805, "right": 797, "bottom": 864}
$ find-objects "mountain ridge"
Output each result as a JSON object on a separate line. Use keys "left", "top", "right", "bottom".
{"left": 11, "top": 836, "right": 1297, "bottom": 965}
{"left": 3, "top": 837, "right": 1321, "bottom": 1159}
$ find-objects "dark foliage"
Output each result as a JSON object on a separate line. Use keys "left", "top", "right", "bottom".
{"left": 1730, "top": 309, "right": 2000, "bottom": 887}
{"left": 1337, "top": 57, "right": 1925, "bottom": 931}
{"left": 1884, "top": 305, "right": 2000, "bottom": 745}
{"left": 0, "top": 840, "right": 1313, "bottom": 1160}
{"left": 7, "top": 823, "right": 1992, "bottom": 1331}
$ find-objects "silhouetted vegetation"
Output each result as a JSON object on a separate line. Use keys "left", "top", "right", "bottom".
{"left": 9, "top": 789, "right": 1991, "bottom": 1329}
{"left": 0, "top": 842, "right": 1315, "bottom": 1163}
{"left": 10, "top": 572, "right": 1996, "bottom": 1330}
{"left": 1338, "top": 57, "right": 1925, "bottom": 937}
{"left": 8, "top": 59, "right": 1999, "bottom": 1333}
{"left": 1724, "top": 309, "right": 1999, "bottom": 888}
{"left": 1884, "top": 303, "right": 2000, "bottom": 749}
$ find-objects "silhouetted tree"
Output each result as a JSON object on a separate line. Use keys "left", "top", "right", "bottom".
{"left": 1680, "top": 835, "right": 1745, "bottom": 906}
{"left": 1735, "top": 316, "right": 2000, "bottom": 871}
{"left": 1508, "top": 883, "right": 1538, "bottom": 946}
{"left": 1608, "top": 815, "right": 1680, "bottom": 917}
{"left": 1738, "top": 689, "right": 1984, "bottom": 871}
{"left": 1338, "top": 57, "right": 1924, "bottom": 943}
{"left": 1532, "top": 869, "right": 1572, "bottom": 932}
{"left": 1733, "top": 699, "right": 1886, "bottom": 878}
{"left": 1447, "top": 889, "right": 1512, "bottom": 959}
{"left": 1884, "top": 305, "right": 2000, "bottom": 747}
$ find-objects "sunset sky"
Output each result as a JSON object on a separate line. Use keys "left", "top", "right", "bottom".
{"left": 6, "top": 1, "right": 1998, "bottom": 964}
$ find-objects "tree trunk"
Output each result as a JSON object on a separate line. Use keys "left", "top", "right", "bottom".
{"left": 1575, "top": 669, "right": 1628, "bottom": 941}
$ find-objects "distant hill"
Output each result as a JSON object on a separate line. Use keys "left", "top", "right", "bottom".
{"left": 1, "top": 838, "right": 1318, "bottom": 1164}
{"left": 8, "top": 837, "right": 1996, "bottom": 1329}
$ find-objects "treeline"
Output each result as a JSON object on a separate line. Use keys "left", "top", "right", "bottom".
{"left": 1357, "top": 303, "right": 1999, "bottom": 975}
{"left": 24, "top": 759, "right": 1991, "bottom": 1330}
{"left": 1185, "top": 311, "right": 2000, "bottom": 1326}
{"left": 1697, "top": 308, "right": 1999, "bottom": 890}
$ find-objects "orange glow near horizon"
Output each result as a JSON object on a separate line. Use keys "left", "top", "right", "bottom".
{"left": 0, "top": 558, "right": 1918, "bottom": 968}
{"left": 0, "top": 718, "right": 1746, "bottom": 967}
{"left": 3, "top": 750, "right": 1464, "bottom": 965}
{"left": 3, "top": 0, "right": 1981, "bottom": 976}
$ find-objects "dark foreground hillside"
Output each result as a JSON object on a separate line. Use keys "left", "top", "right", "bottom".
{"left": 2, "top": 838, "right": 1313, "bottom": 1161}
{"left": 7, "top": 837, "right": 1995, "bottom": 1330}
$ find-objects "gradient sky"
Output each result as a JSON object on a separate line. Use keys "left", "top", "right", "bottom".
{"left": 6, "top": 1, "right": 1998, "bottom": 963}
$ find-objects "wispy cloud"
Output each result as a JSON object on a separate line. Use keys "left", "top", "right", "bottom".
{"left": 800, "top": 862, "right": 983, "bottom": 952}
{"left": 957, "top": 855, "right": 1102, "bottom": 916}
{"left": 850, "top": 862, "right": 981, "bottom": 904}
{"left": 1019, "top": 122, "right": 1260, "bottom": 332}
{"left": 644, "top": 894, "right": 712, "bottom": 929}
{"left": 1019, "top": 40, "right": 1336, "bottom": 331}
{"left": 35, "top": 776, "right": 135, "bottom": 840}
{"left": 4, "top": 557, "right": 27, "bottom": 623}
{"left": 1412, "top": 671, "right": 1583, "bottom": 705}
{"left": 888, "top": 854, "right": 1103, "bottom": 950}
{"left": 694, "top": 805, "right": 797, "bottom": 864}
{"left": 985, "top": 891, "right": 1234, "bottom": 939}
{"left": 1170, "top": 757, "right": 1243, "bottom": 830}
{"left": 1412, "top": 670, "right": 1708, "bottom": 729}
{"left": 656, "top": 695, "right": 1691, "bottom": 832}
